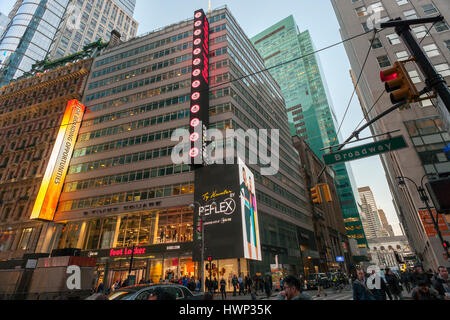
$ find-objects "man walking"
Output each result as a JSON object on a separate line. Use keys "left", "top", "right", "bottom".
{"left": 238, "top": 275, "right": 244, "bottom": 296}
{"left": 385, "top": 268, "right": 403, "bottom": 300}
{"left": 231, "top": 275, "right": 238, "bottom": 296}
{"left": 276, "top": 275, "right": 312, "bottom": 300}
{"left": 316, "top": 274, "right": 327, "bottom": 297}
{"left": 352, "top": 269, "right": 376, "bottom": 300}
{"left": 432, "top": 266, "right": 450, "bottom": 300}
{"left": 220, "top": 278, "right": 227, "bottom": 300}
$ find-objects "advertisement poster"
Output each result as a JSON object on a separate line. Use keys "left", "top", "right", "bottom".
{"left": 193, "top": 160, "right": 261, "bottom": 261}
{"left": 30, "top": 99, "right": 85, "bottom": 221}
{"left": 238, "top": 158, "right": 262, "bottom": 261}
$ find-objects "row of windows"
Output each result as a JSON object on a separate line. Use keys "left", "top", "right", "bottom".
{"left": 86, "top": 63, "right": 192, "bottom": 102}
{"left": 84, "top": 92, "right": 191, "bottom": 127}
{"left": 64, "top": 163, "right": 192, "bottom": 192}
{"left": 256, "top": 191, "right": 309, "bottom": 224}
{"left": 74, "top": 103, "right": 231, "bottom": 159}
{"left": 60, "top": 182, "right": 194, "bottom": 212}
{"left": 95, "top": 30, "right": 193, "bottom": 67}
{"left": 68, "top": 145, "right": 175, "bottom": 175}
{"left": 79, "top": 108, "right": 190, "bottom": 142}
{"left": 91, "top": 41, "right": 193, "bottom": 79}
{"left": 73, "top": 126, "right": 183, "bottom": 158}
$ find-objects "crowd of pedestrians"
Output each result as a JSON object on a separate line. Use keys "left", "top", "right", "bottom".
{"left": 352, "top": 264, "right": 450, "bottom": 300}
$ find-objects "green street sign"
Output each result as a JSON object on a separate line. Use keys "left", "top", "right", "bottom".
{"left": 323, "top": 135, "right": 408, "bottom": 165}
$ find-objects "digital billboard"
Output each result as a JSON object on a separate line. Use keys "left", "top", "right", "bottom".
{"left": 193, "top": 159, "right": 261, "bottom": 261}
{"left": 189, "top": 9, "right": 210, "bottom": 168}
{"left": 30, "top": 99, "right": 85, "bottom": 221}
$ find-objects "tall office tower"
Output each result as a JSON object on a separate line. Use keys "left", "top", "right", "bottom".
{"left": 48, "top": 0, "right": 138, "bottom": 60}
{"left": 332, "top": 0, "right": 450, "bottom": 269}
{"left": 358, "top": 186, "right": 389, "bottom": 239}
{"left": 34, "top": 7, "right": 317, "bottom": 289}
{"left": 251, "top": 16, "right": 369, "bottom": 253}
{"left": 378, "top": 209, "right": 395, "bottom": 237}
{"left": 0, "top": 0, "right": 70, "bottom": 86}
{"left": 0, "top": 13, "right": 9, "bottom": 39}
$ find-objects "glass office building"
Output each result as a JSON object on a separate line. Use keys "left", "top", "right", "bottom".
{"left": 0, "top": 0, "right": 70, "bottom": 86}
{"left": 251, "top": 16, "right": 368, "bottom": 250}
{"left": 48, "top": 0, "right": 138, "bottom": 59}
{"left": 0, "top": 13, "right": 10, "bottom": 39}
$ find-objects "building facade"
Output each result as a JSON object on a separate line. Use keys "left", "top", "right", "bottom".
{"left": 18, "top": 7, "right": 316, "bottom": 290}
{"left": 367, "top": 235, "right": 416, "bottom": 269}
{"left": 378, "top": 209, "right": 395, "bottom": 237}
{"left": 293, "top": 136, "right": 352, "bottom": 274}
{"left": 358, "top": 186, "right": 390, "bottom": 238}
{"left": 331, "top": 0, "right": 450, "bottom": 270}
{"left": 251, "top": 16, "right": 369, "bottom": 251}
{"left": 0, "top": 13, "right": 9, "bottom": 39}
{"left": 0, "top": 0, "right": 71, "bottom": 86}
{"left": 48, "top": 0, "right": 138, "bottom": 60}
{"left": 0, "top": 43, "right": 104, "bottom": 261}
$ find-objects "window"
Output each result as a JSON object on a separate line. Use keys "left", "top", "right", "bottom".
{"left": 377, "top": 55, "right": 391, "bottom": 68}
{"left": 395, "top": 50, "right": 409, "bottom": 61}
{"left": 403, "top": 9, "right": 417, "bottom": 20}
{"left": 435, "top": 63, "right": 450, "bottom": 77}
{"left": 362, "top": 22, "right": 370, "bottom": 32}
{"left": 355, "top": 6, "right": 367, "bottom": 17}
{"left": 423, "top": 43, "right": 440, "bottom": 58}
{"left": 371, "top": 38, "right": 383, "bottom": 49}
{"left": 435, "top": 21, "right": 449, "bottom": 33}
{"left": 408, "top": 70, "right": 421, "bottom": 84}
{"left": 413, "top": 26, "right": 428, "bottom": 39}
{"left": 387, "top": 33, "right": 401, "bottom": 45}
{"left": 445, "top": 40, "right": 450, "bottom": 51}
{"left": 396, "top": 0, "right": 408, "bottom": 5}
{"left": 422, "top": 4, "right": 438, "bottom": 15}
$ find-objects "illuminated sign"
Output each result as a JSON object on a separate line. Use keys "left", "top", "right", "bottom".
{"left": 193, "top": 158, "right": 261, "bottom": 261}
{"left": 336, "top": 256, "right": 345, "bottom": 262}
{"left": 30, "top": 100, "right": 85, "bottom": 221}
{"left": 109, "top": 247, "right": 146, "bottom": 257}
{"left": 189, "top": 9, "right": 209, "bottom": 168}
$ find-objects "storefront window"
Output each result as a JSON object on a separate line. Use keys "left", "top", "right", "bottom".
{"left": 57, "top": 222, "right": 82, "bottom": 249}
{"left": 100, "top": 217, "right": 117, "bottom": 249}
{"left": 85, "top": 219, "right": 102, "bottom": 250}
{"left": 0, "top": 230, "right": 17, "bottom": 252}
{"left": 17, "top": 228, "right": 33, "bottom": 250}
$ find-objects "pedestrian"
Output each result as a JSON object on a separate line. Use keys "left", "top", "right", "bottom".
{"left": 231, "top": 275, "right": 238, "bottom": 296}
{"left": 238, "top": 275, "right": 244, "bottom": 295}
{"left": 411, "top": 280, "right": 440, "bottom": 300}
{"left": 369, "top": 270, "right": 391, "bottom": 300}
{"left": 264, "top": 275, "right": 272, "bottom": 298}
{"left": 213, "top": 277, "right": 218, "bottom": 294}
{"left": 220, "top": 277, "right": 227, "bottom": 300}
{"left": 316, "top": 273, "right": 327, "bottom": 297}
{"left": 276, "top": 275, "right": 312, "bottom": 300}
{"left": 385, "top": 268, "right": 403, "bottom": 300}
{"left": 411, "top": 264, "right": 431, "bottom": 288}
{"left": 352, "top": 269, "right": 376, "bottom": 300}
{"left": 431, "top": 266, "right": 450, "bottom": 300}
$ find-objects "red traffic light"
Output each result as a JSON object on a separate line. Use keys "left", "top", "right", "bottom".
{"left": 380, "top": 70, "right": 398, "bottom": 82}
{"left": 207, "top": 256, "right": 212, "bottom": 261}
{"left": 444, "top": 241, "right": 449, "bottom": 248}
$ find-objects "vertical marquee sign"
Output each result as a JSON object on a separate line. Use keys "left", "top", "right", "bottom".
{"left": 30, "top": 99, "right": 86, "bottom": 221}
{"left": 189, "top": 9, "right": 210, "bottom": 168}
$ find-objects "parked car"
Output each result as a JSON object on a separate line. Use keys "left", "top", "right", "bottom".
{"left": 108, "top": 284, "right": 203, "bottom": 300}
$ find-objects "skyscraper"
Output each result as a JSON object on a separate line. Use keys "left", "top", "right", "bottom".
{"left": 8, "top": 6, "right": 317, "bottom": 287}
{"left": 0, "top": 0, "right": 138, "bottom": 86}
{"left": 358, "top": 186, "right": 389, "bottom": 239}
{"left": 331, "top": 0, "right": 450, "bottom": 270}
{"left": 251, "top": 16, "right": 369, "bottom": 252}
{"left": 378, "top": 209, "right": 395, "bottom": 237}
{"left": 0, "top": 13, "right": 9, "bottom": 39}
{"left": 48, "top": 0, "right": 138, "bottom": 59}
{"left": 0, "top": 0, "right": 70, "bottom": 86}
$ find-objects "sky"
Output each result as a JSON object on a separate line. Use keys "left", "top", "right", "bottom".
{"left": 0, "top": 0, "right": 402, "bottom": 235}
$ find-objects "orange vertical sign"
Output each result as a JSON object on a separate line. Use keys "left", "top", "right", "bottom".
{"left": 418, "top": 209, "right": 450, "bottom": 238}
{"left": 30, "top": 100, "right": 85, "bottom": 221}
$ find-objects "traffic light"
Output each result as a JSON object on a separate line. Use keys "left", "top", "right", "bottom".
{"left": 321, "top": 183, "right": 333, "bottom": 203}
{"left": 444, "top": 241, "right": 450, "bottom": 249}
{"left": 380, "top": 60, "right": 419, "bottom": 108}
{"left": 207, "top": 256, "right": 212, "bottom": 262}
{"left": 310, "top": 185, "right": 322, "bottom": 205}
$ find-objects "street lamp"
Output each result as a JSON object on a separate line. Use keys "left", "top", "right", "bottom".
{"left": 396, "top": 174, "right": 449, "bottom": 260}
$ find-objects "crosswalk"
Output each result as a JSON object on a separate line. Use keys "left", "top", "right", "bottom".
{"left": 312, "top": 289, "right": 353, "bottom": 300}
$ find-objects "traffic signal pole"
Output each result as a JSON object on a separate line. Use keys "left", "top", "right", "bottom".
{"left": 381, "top": 17, "right": 450, "bottom": 132}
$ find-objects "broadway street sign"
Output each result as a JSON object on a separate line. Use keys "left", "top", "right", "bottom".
{"left": 323, "top": 135, "right": 408, "bottom": 166}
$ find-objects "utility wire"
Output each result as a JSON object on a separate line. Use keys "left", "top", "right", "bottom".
{"left": 350, "top": 20, "right": 439, "bottom": 137}
{"left": 1, "top": 28, "right": 379, "bottom": 140}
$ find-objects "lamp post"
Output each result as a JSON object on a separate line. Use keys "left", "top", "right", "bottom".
{"left": 396, "top": 174, "right": 449, "bottom": 260}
